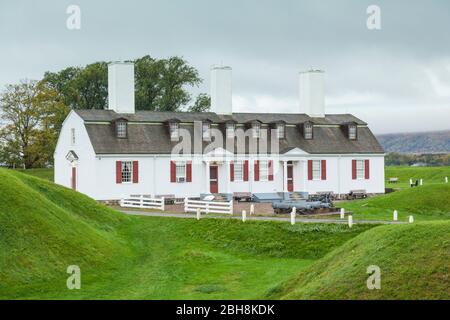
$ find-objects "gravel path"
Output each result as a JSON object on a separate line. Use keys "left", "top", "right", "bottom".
{"left": 119, "top": 210, "right": 406, "bottom": 225}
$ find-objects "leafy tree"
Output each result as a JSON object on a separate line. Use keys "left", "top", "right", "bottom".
{"left": 188, "top": 93, "right": 211, "bottom": 112}
{"left": 0, "top": 80, "right": 69, "bottom": 168}
{"left": 43, "top": 55, "right": 203, "bottom": 112}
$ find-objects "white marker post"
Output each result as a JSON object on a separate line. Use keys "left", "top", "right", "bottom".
{"left": 242, "top": 210, "right": 247, "bottom": 222}
{"left": 348, "top": 215, "right": 353, "bottom": 228}
{"left": 409, "top": 215, "right": 414, "bottom": 224}
{"left": 196, "top": 207, "right": 201, "bottom": 220}
{"left": 445, "top": 177, "right": 448, "bottom": 183}
{"left": 420, "top": 179, "right": 423, "bottom": 186}
{"left": 250, "top": 204, "right": 255, "bottom": 216}
{"left": 291, "top": 207, "right": 296, "bottom": 225}
{"left": 409, "top": 179, "right": 413, "bottom": 186}
{"left": 340, "top": 208, "right": 345, "bottom": 219}
{"left": 393, "top": 210, "right": 398, "bottom": 221}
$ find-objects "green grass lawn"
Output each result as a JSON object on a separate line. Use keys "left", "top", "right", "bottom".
{"left": 3, "top": 166, "right": 449, "bottom": 299}
{"left": 15, "top": 168, "right": 54, "bottom": 181}
{"left": 340, "top": 184, "right": 450, "bottom": 222}
{"left": 0, "top": 169, "right": 373, "bottom": 299}
{"left": 385, "top": 166, "right": 450, "bottom": 189}
{"left": 269, "top": 220, "right": 450, "bottom": 300}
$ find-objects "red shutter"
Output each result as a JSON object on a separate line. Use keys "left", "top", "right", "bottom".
{"left": 230, "top": 161, "right": 234, "bottom": 182}
{"left": 307, "top": 160, "right": 313, "bottom": 180}
{"left": 116, "top": 161, "right": 122, "bottom": 184}
{"left": 268, "top": 160, "right": 274, "bottom": 181}
{"left": 365, "top": 159, "right": 370, "bottom": 180}
{"left": 321, "top": 160, "right": 326, "bottom": 180}
{"left": 254, "top": 160, "right": 260, "bottom": 181}
{"left": 186, "top": 161, "right": 192, "bottom": 182}
{"left": 244, "top": 160, "right": 249, "bottom": 181}
{"left": 170, "top": 161, "right": 176, "bottom": 182}
{"left": 132, "top": 161, "right": 139, "bottom": 183}
{"left": 352, "top": 160, "right": 357, "bottom": 180}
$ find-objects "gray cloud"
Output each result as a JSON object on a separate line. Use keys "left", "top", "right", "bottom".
{"left": 0, "top": 0, "right": 449, "bottom": 133}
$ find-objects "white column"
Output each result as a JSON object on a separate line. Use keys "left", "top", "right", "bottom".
{"left": 283, "top": 161, "right": 288, "bottom": 192}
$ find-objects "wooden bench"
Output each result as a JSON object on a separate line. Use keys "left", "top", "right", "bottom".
{"left": 347, "top": 189, "right": 367, "bottom": 200}
{"left": 233, "top": 192, "right": 252, "bottom": 202}
{"left": 388, "top": 177, "right": 399, "bottom": 184}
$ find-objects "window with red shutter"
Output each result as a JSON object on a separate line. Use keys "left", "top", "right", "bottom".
{"left": 244, "top": 160, "right": 249, "bottom": 181}
{"left": 321, "top": 160, "right": 326, "bottom": 180}
{"left": 230, "top": 161, "right": 234, "bottom": 182}
{"left": 116, "top": 161, "right": 122, "bottom": 184}
{"left": 132, "top": 161, "right": 139, "bottom": 183}
{"left": 307, "top": 160, "right": 313, "bottom": 180}
{"left": 170, "top": 161, "right": 176, "bottom": 182}
{"left": 254, "top": 160, "right": 260, "bottom": 181}
{"left": 365, "top": 159, "right": 370, "bottom": 179}
{"left": 268, "top": 160, "right": 274, "bottom": 181}
{"left": 186, "top": 161, "right": 192, "bottom": 182}
{"left": 352, "top": 160, "right": 357, "bottom": 180}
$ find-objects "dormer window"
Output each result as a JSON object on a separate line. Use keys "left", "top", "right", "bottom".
{"left": 169, "top": 122, "right": 179, "bottom": 141}
{"left": 252, "top": 122, "right": 261, "bottom": 138}
{"left": 202, "top": 122, "right": 211, "bottom": 141}
{"left": 348, "top": 124, "right": 357, "bottom": 140}
{"left": 116, "top": 120, "right": 127, "bottom": 138}
{"left": 226, "top": 122, "right": 235, "bottom": 138}
{"left": 304, "top": 122, "right": 313, "bottom": 140}
{"left": 276, "top": 123, "right": 285, "bottom": 139}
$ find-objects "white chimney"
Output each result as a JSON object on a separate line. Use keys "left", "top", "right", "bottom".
{"left": 299, "top": 70, "right": 325, "bottom": 117}
{"left": 108, "top": 62, "right": 135, "bottom": 114}
{"left": 210, "top": 65, "right": 232, "bottom": 114}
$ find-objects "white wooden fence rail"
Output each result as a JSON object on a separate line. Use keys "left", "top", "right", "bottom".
{"left": 184, "top": 198, "right": 233, "bottom": 215}
{"left": 120, "top": 195, "right": 165, "bottom": 211}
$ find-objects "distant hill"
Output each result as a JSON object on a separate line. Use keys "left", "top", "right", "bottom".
{"left": 377, "top": 130, "right": 450, "bottom": 154}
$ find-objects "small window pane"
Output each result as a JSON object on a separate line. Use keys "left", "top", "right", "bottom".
{"left": 176, "top": 162, "right": 186, "bottom": 182}
{"left": 116, "top": 121, "right": 127, "bottom": 138}
{"left": 277, "top": 124, "right": 285, "bottom": 138}
{"left": 356, "top": 160, "right": 365, "bottom": 179}
{"left": 170, "top": 123, "right": 179, "bottom": 141}
{"left": 349, "top": 125, "right": 357, "bottom": 140}
{"left": 312, "top": 160, "right": 321, "bottom": 180}
{"left": 122, "top": 161, "right": 132, "bottom": 183}
{"left": 259, "top": 160, "right": 269, "bottom": 181}
{"left": 234, "top": 160, "right": 243, "bottom": 181}
{"left": 304, "top": 124, "right": 313, "bottom": 139}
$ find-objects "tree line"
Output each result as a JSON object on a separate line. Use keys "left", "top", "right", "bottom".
{"left": 0, "top": 55, "right": 211, "bottom": 169}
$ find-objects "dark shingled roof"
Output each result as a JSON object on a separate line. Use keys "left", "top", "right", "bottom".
{"left": 75, "top": 110, "right": 384, "bottom": 155}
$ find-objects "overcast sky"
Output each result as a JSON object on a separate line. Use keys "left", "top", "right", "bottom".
{"left": 0, "top": 0, "right": 449, "bottom": 134}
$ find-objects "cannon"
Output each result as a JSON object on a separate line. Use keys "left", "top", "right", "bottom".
{"left": 272, "top": 199, "right": 332, "bottom": 214}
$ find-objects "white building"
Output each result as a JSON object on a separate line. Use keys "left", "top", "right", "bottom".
{"left": 54, "top": 62, "right": 385, "bottom": 201}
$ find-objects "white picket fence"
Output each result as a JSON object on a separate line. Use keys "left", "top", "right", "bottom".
{"left": 120, "top": 195, "right": 165, "bottom": 211}
{"left": 184, "top": 198, "right": 233, "bottom": 215}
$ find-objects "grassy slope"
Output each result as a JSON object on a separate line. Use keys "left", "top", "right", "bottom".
{"left": 385, "top": 166, "right": 450, "bottom": 188}
{"left": 0, "top": 169, "right": 373, "bottom": 299}
{"left": 269, "top": 221, "right": 450, "bottom": 300}
{"left": 341, "top": 184, "right": 450, "bottom": 221}
{"left": 15, "top": 168, "right": 54, "bottom": 181}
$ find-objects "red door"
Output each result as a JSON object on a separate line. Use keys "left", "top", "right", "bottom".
{"left": 71, "top": 167, "right": 77, "bottom": 191}
{"left": 287, "top": 162, "right": 294, "bottom": 192}
{"left": 209, "top": 166, "right": 218, "bottom": 193}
